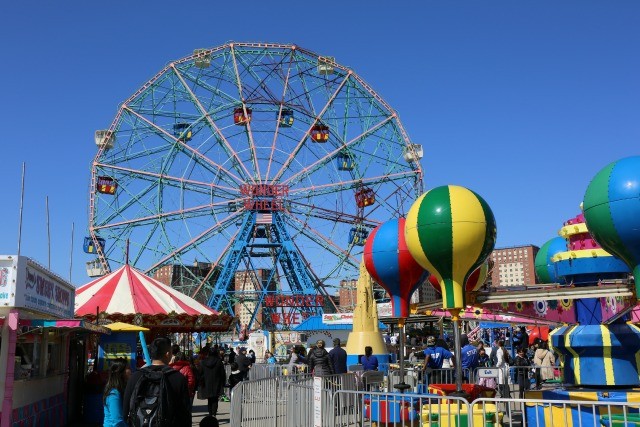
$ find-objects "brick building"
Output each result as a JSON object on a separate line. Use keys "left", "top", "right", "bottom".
{"left": 489, "top": 245, "right": 540, "bottom": 287}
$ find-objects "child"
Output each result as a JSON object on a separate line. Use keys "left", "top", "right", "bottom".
{"left": 477, "top": 348, "right": 497, "bottom": 390}
{"left": 102, "top": 361, "right": 128, "bottom": 427}
{"left": 514, "top": 347, "right": 531, "bottom": 398}
{"left": 229, "top": 362, "right": 244, "bottom": 390}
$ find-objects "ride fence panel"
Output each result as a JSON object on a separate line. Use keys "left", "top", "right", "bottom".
{"left": 230, "top": 373, "right": 313, "bottom": 426}
{"left": 286, "top": 373, "right": 358, "bottom": 427}
{"left": 249, "top": 363, "right": 287, "bottom": 380}
{"left": 474, "top": 396, "right": 640, "bottom": 427}
{"left": 331, "top": 389, "right": 473, "bottom": 427}
{"left": 387, "top": 367, "right": 420, "bottom": 392}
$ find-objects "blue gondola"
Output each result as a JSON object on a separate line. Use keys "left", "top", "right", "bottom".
{"left": 173, "top": 123, "right": 192, "bottom": 141}
{"left": 337, "top": 152, "right": 355, "bottom": 171}
{"left": 349, "top": 228, "right": 368, "bottom": 246}
{"left": 83, "top": 237, "right": 105, "bottom": 254}
{"left": 279, "top": 109, "right": 294, "bottom": 127}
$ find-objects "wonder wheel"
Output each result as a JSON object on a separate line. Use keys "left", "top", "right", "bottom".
{"left": 88, "top": 42, "right": 423, "bottom": 331}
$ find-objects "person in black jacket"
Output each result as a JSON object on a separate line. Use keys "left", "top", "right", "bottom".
{"left": 235, "top": 347, "right": 252, "bottom": 380}
{"left": 307, "top": 340, "right": 334, "bottom": 376}
{"left": 514, "top": 347, "right": 531, "bottom": 398}
{"left": 123, "top": 337, "right": 191, "bottom": 427}
{"left": 328, "top": 338, "right": 348, "bottom": 374}
{"left": 201, "top": 350, "right": 226, "bottom": 417}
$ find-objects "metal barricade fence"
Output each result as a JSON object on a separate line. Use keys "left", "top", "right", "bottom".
{"left": 331, "top": 389, "right": 471, "bottom": 427}
{"left": 474, "top": 396, "right": 640, "bottom": 427}
{"left": 285, "top": 373, "right": 359, "bottom": 427}
{"left": 249, "top": 363, "right": 287, "bottom": 380}
{"left": 230, "top": 372, "right": 313, "bottom": 426}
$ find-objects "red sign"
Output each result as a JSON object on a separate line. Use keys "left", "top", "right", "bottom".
{"left": 240, "top": 184, "right": 289, "bottom": 197}
{"left": 264, "top": 295, "right": 325, "bottom": 307}
{"left": 240, "top": 184, "right": 289, "bottom": 212}
{"left": 270, "top": 312, "right": 313, "bottom": 326}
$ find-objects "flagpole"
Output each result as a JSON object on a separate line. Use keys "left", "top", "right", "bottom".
{"left": 17, "top": 163, "right": 26, "bottom": 258}
{"left": 46, "top": 196, "right": 51, "bottom": 269}
{"left": 69, "top": 222, "right": 75, "bottom": 282}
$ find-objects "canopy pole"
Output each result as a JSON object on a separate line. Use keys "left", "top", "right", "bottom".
{"left": 139, "top": 331, "right": 151, "bottom": 366}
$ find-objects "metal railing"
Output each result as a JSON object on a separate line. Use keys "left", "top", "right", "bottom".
{"left": 230, "top": 372, "right": 312, "bottom": 426}
{"left": 232, "top": 365, "right": 640, "bottom": 427}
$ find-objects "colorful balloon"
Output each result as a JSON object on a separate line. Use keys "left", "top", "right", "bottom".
{"left": 428, "top": 261, "right": 489, "bottom": 294}
{"left": 405, "top": 185, "right": 496, "bottom": 309}
{"left": 534, "top": 237, "right": 567, "bottom": 284}
{"left": 583, "top": 156, "right": 640, "bottom": 292}
{"left": 363, "top": 218, "right": 427, "bottom": 318}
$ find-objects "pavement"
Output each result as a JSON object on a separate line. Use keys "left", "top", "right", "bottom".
{"left": 191, "top": 395, "right": 231, "bottom": 426}
{"left": 68, "top": 396, "right": 231, "bottom": 426}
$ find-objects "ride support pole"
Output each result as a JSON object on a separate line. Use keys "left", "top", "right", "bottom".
{"left": 450, "top": 308, "right": 465, "bottom": 395}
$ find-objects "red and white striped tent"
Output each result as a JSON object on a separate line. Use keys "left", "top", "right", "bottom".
{"left": 75, "top": 264, "right": 234, "bottom": 332}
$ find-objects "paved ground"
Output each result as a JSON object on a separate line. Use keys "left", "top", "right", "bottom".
{"left": 192, "top": 396, "right": 231, "bottom": 426}
{"left": 69, "top": 396, "right": 231, "bottom": 426}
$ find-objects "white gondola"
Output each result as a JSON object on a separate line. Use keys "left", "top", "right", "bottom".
{"left": 193, "top": 48, "right": 211, "bottom": 68}
{"left": 86, "top": 259, "right": 108, "bottom": 278}
{"left": 317, "top": 56, "right": 335, "bottom": 75}
{"left": 403, "top": 144, "right": 423, "bottom": 162}
{"left": 95, "top": 130, "right": 114, "bottom": 149}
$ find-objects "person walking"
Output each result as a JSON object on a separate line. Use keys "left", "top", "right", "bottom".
{"left": 103, "top": 360, "right": 129, "bottom": 427}
{"left": 420, "top": 336, "right": 454, "bottom": 384}
{"left": 169, "top": 351, "right": 197, "bottom": 409}
{"left": 328, "top": 338, "right": 348, "bottom": 374}
{"left": 307, "top": 339, "right": 334, "bottom": 376}
{"left": 201, "top": 348, "right": 227, "bottom": 417}
{"left": 236, "top": 347, "right": 252, "bottom": 380}
{"left": 123, "top": 337, "right": 191, "bottom": 426}
{"left": 360, "top": 346, "right": 379, "bottom": 371}
{"left": 228, "top": 362, "right": 244, "bottom": 390}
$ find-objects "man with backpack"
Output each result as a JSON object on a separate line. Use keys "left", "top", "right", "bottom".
{"left": 123, "top": 337, "right": 192, "bottom": 427}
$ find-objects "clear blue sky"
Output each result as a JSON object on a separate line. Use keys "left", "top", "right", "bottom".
{"left": 1, "top": 1, "right": 638, "bottom": 286}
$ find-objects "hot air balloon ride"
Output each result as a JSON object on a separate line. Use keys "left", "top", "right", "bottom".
{"left": 364, "top": 218, "right": 428, "bottom": 391}
{"left": 405, "top": 185, "right": 496, "bottom": 395}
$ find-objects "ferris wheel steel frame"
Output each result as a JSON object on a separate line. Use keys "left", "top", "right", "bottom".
{"left": 88, "top": 42, "right": 423, "bottom": 332}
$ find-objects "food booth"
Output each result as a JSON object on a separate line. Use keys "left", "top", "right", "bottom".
{"left": 0, "top": 255, "right": 109, "bottom": 427}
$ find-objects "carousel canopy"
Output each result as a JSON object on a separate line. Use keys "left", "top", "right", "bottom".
{"left": 75, "top": 265, "right": 233, "bottom": 332}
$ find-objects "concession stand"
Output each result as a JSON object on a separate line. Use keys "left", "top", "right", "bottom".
{"left": 0, "top": 255, "right": 110, "bottom": 427}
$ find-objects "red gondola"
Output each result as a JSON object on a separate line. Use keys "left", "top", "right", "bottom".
{"left": 310, "top": 124, "right": 329, "bottom": 142}
{"left": 355, "top": 187, "right": 375, "bottom": 208}
{"left": 96, "top": 176, "right": 117, "bottom": 195}
{"left": 234, "top": 107, "right": 252, "bottom": 125}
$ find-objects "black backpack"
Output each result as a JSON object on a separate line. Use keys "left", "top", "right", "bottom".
{"left": 128, "top": 366, "right": 176, "bottom": 427}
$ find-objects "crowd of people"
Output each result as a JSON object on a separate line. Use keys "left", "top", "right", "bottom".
{"left": 404, "top": 326, "right": 559, "bottom": 398}
{"left": 286, "top": 338, "right": 349, "bottom": 375}
{"left": 100, "top": 337, "right": 266, "bottom": 427}
{"left": 99, "top": 329, "right": 559, "bottom": 425}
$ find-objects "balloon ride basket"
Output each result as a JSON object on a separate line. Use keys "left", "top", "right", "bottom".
{"left": 523, "top": 387, "right": 640, "bottom": 426}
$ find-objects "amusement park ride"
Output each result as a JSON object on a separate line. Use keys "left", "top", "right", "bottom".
{"left": 85, "top": 42, "right": 423, "bottom": 331}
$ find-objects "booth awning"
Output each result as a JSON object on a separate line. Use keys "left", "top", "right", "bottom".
{"left": 19, "top": 318, "right": 111, "bottom": 334}
{"left": 294, "top": 315, "right": 387, "bottom": 331}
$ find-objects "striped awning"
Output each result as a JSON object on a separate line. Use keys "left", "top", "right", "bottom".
{"left": 74, "top": 264, "right": 234, "bottom": 332}
{"left": 19, "top": 318, "right": 111, "bottom": 334}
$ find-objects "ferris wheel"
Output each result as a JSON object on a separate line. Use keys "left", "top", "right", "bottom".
{"left": 88, "top": 42, "right": 423, "bottom": 331}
